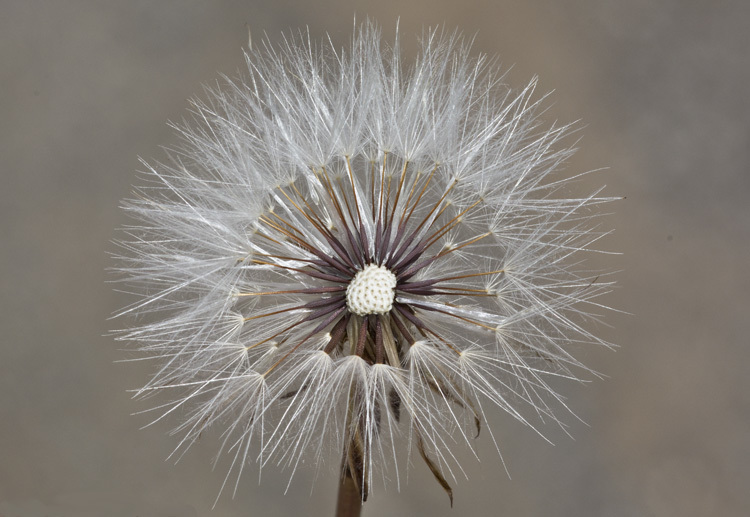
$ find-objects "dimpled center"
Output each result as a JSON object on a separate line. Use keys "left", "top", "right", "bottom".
{"left": 346, "top": 264, "right": 397, "bottom": 316}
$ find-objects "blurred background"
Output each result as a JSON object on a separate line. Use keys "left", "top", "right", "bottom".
{"left": 1, "top": 1, "right": 748, "bottom": 516}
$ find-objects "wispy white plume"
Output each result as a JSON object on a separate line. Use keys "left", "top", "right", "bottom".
{"left": 114, "top": 21, "right": 615, "bottom": 504}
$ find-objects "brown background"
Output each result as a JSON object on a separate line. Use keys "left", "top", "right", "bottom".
{"left": 1, "top": 1, "right": 748, "bottom": 516}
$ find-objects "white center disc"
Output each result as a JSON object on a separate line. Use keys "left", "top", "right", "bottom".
{"left": 346, "top": 264, "right": 397, "bottom": 316}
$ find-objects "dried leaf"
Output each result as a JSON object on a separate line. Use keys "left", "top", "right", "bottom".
{"left": 388, "top": 388, "right": 401, "bottom": 423}
{"left": 424, "top": 375, "right": 482, "bottom": 438}
{"left": 416, "top": 427, "right": 453, "bottom": 507}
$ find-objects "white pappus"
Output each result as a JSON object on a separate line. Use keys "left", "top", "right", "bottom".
{"left": 114, "top": 21, "right": 615, "bottom": 506}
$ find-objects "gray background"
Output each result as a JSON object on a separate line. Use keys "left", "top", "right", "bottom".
{"left": 1, "top": 1, "right": 748, "bottom": 516}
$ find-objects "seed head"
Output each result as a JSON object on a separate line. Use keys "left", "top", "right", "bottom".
{"left": 114, "top": 21, "right": 615, "bottom": 504}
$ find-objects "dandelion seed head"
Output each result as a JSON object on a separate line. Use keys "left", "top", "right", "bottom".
{"left": 114, "top": 20, "right": 615, "bottom": 504}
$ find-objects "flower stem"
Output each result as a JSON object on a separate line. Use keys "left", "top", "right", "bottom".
{"left": 335, "top": 463, "right": 363, "bottom": 517}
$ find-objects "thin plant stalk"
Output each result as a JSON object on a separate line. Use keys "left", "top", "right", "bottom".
{"left": 337, "top": 388, "right": 365, "bottom": 517}
{"left": 335, "top": 461, "right": 363, "bottom": 517}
